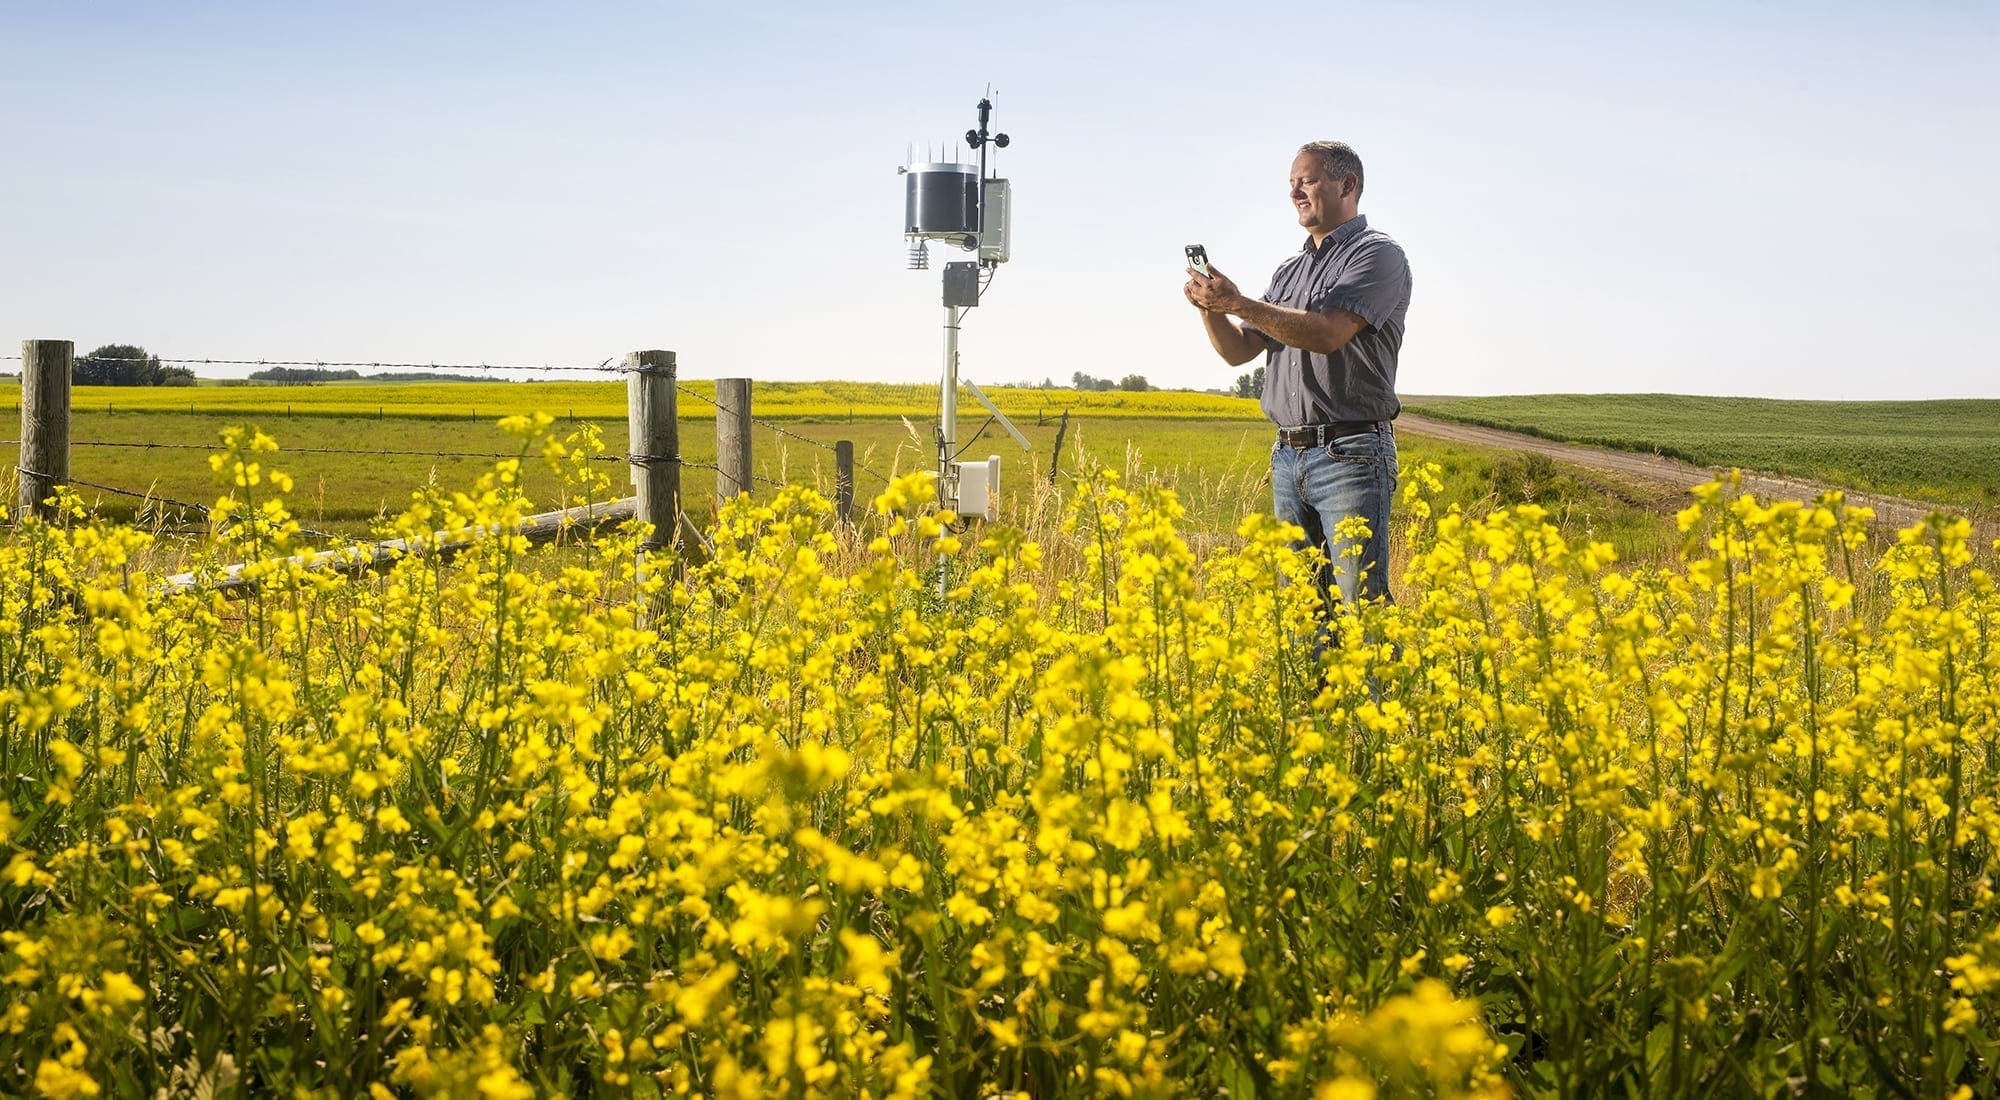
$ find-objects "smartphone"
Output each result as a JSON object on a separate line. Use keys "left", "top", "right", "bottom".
{"left": 1185, "top": 244, "right": 1210, "bottom": 278}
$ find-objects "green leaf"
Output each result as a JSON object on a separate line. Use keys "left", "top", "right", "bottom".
{"left": 1645, "top": 1020, "right": 1674, "bottom": 1074}
{"left": 1215, "top": 1049, "right": 1258, "bottom": 1097}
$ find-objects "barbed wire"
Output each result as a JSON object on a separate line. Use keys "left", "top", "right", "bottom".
{"left": 9, "top": 439, "right": 601, "bottom": 472}
{"left": 4, "top": 353, "right": 626, "bottom": 375}
{"left": 8, "top": 439, "right": 843, "bottom": 494}
{"left": 9, "top": 350, "right": 915, "bottom": 500}
{"left": 5, "top": 443, "right": 891, "bottom": 507}
{"left": 15, "top": 467, "right": 213, "bottom": 518}
{"left": 4, "top": 438, "right": 566, "bottom": 461}
{"left": 10, "top": 362, "right": 906, "bottom": 488}
{"left": 12, "top": 464, "right": 348, "bottom": 543}
{"left": 674, "top": 382, "right": 895, "bottom": 486}
{"left": 11, "top": 454, "right": 746, "bottom": 542}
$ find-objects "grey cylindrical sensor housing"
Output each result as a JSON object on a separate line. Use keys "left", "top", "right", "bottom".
{"left": 904, "top": 163, "right": 980, "bottom": 237}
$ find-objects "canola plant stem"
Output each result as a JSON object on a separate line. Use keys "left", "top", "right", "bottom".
{"left": 1802, "top": 575, "right": 1823, "bottom": 1089}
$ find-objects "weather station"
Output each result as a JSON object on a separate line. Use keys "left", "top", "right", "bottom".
{"left": 900, "top": 94, "right": 1031, "bottom": 525}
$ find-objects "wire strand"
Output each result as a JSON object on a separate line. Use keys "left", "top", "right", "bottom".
{"left": 7, "top": 439, "right": 885, "bottom": 488}
{"left": 15, "top": 354, "right": 626, "bottom": 374}
{"left": 15, "top": 467, "right": 213, "bottom": 516}
{"left": 10, "top": 352, "right": 913, "bottom": 494}
{"left": 674, "top": 382, "right": 896, "bottom": 485}
{"left": 11, "top": 466, "right": 346, "bottom": 542}
{"left": 9, "top": 438, "right": 574, "bottom": 461}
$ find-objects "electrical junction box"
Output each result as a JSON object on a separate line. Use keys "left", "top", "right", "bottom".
{"left": 954, "top": 455, "right": 1001, "bottom": 520}
{"left": 943, "top": 262, "right": 981, "bottom": 307}
{"left": 979, "top": 178, "right": 1010, "bottom": 263}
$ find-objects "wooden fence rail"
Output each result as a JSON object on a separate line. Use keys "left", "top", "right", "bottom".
{"left": 158, "top": 497, "right": 639, "bottom": 597}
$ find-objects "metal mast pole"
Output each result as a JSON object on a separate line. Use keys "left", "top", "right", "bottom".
{"left": 939, "top": 305, "right": 961, "bottom": 510}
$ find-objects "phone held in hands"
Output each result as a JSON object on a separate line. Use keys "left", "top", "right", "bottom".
{"left": 1185, "top": 244, "right": 1210, "bottom": 278}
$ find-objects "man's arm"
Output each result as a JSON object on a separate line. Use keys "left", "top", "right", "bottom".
{"left": 1186, "top": 264, "right": 1367, "bottom": 358}
{"left": 1197, "top": 307, "right": 1268, "bottom": 366}
{"left": 1228, "top": 298, "right": 1367, "bottom": 355}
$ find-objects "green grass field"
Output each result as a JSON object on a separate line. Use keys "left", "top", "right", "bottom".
{"left": 1406, "top": 393, "right": 2000, "bottom": 510}
{"left": 9, "top": 382, "right": 1686, "bottom": 564}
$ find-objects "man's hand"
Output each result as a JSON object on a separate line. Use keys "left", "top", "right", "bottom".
{"left": 1189, "top": 263, "right": 1267, "bottom": 366}
{"left": 1184, "top": 265, "right": 1245, "bottom": 313}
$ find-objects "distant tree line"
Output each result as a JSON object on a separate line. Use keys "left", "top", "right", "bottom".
{"left": 72, "top": 345, "right": 195, "bottom": 387}
{"left": 249, "top": 366, "right": 363, "bottom": 383}
{"left": 1072, "top": 371, "right": 1151, "bottom": 393}
{"left": 1233, "top": 365, "right": 1265, "bottom": 399}
{"left": 247, "top": 368, "right": 490, "bottom": 384}
{"left": 58, "top": 344, "right": 510, "bottom": 387}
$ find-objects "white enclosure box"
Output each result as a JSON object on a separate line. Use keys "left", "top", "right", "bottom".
{"left": 978, "top": 178, "right": 1011, "bottom": 263}
{"left": 954, "top": 455, "right": 1001, "bottom": 520}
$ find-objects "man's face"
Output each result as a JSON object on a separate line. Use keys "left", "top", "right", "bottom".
{"left": 1289, "top": 152, "right": 1351, "bottom": 236}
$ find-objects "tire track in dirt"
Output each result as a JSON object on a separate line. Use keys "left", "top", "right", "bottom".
{"left": 1396, "top": 412, "right": 1995, "bottom": 538}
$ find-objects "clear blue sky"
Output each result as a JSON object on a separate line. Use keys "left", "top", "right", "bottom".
{"left": 3, "top": 1, "right": 1995, "bottom": 398}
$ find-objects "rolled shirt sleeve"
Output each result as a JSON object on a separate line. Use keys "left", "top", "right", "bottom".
{"left": 1312, "top": 238, "right": 1409, "bottom": 330}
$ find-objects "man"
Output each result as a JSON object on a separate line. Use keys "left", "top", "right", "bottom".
{"left": 1186, "top": 140, "right": 1411, "bottom": 607}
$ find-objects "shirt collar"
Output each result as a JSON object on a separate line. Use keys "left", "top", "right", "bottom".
{"left": 1303, "top": 214, "right": 1368, "bottom": 256}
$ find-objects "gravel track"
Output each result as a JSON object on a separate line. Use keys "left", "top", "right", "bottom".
{"left": 1396, "top": 412, "right": 1995, "bottom": 538}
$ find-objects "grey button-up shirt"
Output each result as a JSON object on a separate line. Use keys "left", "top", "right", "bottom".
{"left": 1247, "top": 214, "right": 1411, "bottom": 427}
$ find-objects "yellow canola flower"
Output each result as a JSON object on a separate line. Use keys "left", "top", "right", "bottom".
{"left": 34, "top": 1024, "right": 99, "bottom": 1099}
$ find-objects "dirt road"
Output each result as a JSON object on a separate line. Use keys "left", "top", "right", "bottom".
{"left": 1396, "top": 412, "right": 1990, "bottom": 536}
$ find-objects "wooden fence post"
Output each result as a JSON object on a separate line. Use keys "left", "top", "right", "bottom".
{"left": 19, "top": 339, "right": 73, "bottom": 521}
{"left": 834, "top": 440, "right": 854, "bottom": 522}
{"left": 716, "top": 377, "right": 752, "bottom": 501}
{"left": 1048, "top": 409, "right": 1070, "bottom": 484}
{"left": 625, "top": 350, "right": 679, "bottom": 551}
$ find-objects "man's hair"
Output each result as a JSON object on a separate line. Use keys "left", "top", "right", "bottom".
{"left": 1298, "top": 141, "right": 1364, "bottom": 194}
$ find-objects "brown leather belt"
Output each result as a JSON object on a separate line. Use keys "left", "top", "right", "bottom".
{"left": 1276, "top": 421, "right": 1385, "bottom": 448}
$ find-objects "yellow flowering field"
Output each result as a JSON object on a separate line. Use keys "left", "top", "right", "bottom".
{"left": 2, "top": 419, "right": 1996, "bottom": 1097}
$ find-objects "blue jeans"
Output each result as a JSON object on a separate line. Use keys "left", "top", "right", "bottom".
{"left": 1271, "top": 426, "right": 1399, "bottom": 607}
